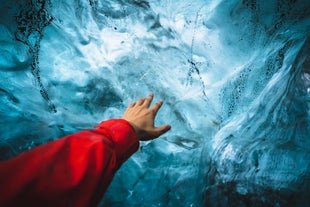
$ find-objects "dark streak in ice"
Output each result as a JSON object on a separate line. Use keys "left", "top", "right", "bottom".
{"left": 187, "top": 7, "right": 208, "bottom": 99}
{"left": 15, "top": 0, "right": 56, "bottom": 113}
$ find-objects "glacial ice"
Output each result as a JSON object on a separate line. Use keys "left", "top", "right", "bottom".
{"left": 0, "top": 0, "right": 309, "bottom": 206}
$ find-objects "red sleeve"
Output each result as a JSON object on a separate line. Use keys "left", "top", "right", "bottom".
{"left": 0, "top": 119, "right": 139, "bottom": 207}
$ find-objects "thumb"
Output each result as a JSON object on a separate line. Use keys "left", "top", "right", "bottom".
{"left": 153, "top": 124, "right": 171, "bottom": 138}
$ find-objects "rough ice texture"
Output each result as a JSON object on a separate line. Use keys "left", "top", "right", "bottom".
{"left": 0, "top": 0, "right": 309, "bottom": 206}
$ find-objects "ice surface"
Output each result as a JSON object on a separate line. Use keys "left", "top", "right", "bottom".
{"left": 0, "top": 0, "right": 310, "bottom": 206}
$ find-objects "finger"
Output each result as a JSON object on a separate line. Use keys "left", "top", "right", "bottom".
{"left": 150, "top": 100, "right": 163, "bottom": 115}
{"left": 153, "top": 124, "right": 171, "bottom": 137}
{"left": 143, "top": 93, "right": 154, "bottom": 108}
{"left": 136, "top": 98, "right": 145, "bottom": 106}
{"left": 128, "top": 102, "right": 136, "bottom": 108}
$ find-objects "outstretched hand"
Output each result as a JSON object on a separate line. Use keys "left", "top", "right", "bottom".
{"left": 122, "top": 93, "right": 171, "bottom": 141}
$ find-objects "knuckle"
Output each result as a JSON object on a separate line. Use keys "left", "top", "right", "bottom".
{"left": 150, "top": 109, "right": 156, "bottom": 115}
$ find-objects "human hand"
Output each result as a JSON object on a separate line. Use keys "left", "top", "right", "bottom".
{"left": 122, "top": 93, "right": 171, "bottom": 141}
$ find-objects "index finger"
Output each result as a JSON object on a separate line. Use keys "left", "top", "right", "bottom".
{"left": 150, "top": 100, "right": 163, "bottom": 115}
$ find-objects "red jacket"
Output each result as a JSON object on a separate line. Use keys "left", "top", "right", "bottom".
{"left": 0, "top": 119, "right": 139, "bottom": 207}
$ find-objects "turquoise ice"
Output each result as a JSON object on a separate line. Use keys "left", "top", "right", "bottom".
{"left": 0, "top": 0, "right": 309, "bottom": 206}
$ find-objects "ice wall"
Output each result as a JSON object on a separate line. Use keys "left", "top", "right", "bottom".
{"left": 0, "top": 0, "right": 309, "bottom": 206}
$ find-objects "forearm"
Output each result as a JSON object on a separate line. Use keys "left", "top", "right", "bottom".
{"left": 0, "top": 119, "right": 139, "bottom": 207}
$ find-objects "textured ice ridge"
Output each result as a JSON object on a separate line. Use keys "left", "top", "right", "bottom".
{"left": 0, "top": 0, "right": 309, "bottom": 206}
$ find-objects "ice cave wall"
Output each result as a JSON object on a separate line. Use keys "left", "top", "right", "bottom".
{"left": 0, "top": 0, "right": 309, "bottom": 206}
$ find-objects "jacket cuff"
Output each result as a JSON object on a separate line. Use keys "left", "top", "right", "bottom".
{"left": 95, "top": 119, "right": 139, "bottom": 163}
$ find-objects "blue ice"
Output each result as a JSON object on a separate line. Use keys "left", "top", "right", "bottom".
{"left": 0, "top": 0, "right": 309, "bottom": 206}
